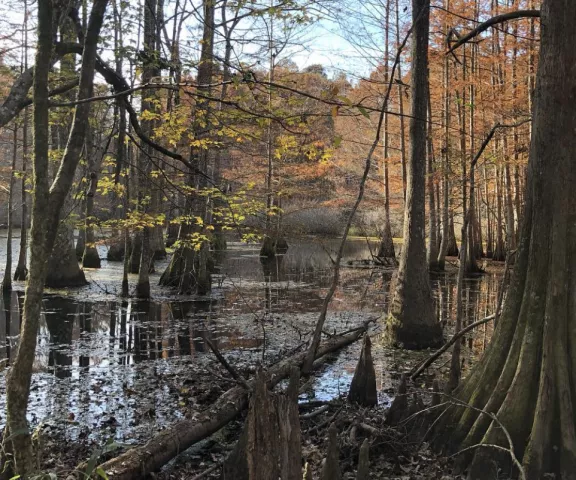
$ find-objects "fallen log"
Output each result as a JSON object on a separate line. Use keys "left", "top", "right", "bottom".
{"left": 96, "top": 327, "right": 367, "bottom": 479}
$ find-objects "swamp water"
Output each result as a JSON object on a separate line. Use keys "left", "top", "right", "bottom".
{"left": 0, "top": 234, "right": 502, "bottom": 446}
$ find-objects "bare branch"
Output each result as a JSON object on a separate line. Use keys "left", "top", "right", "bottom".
{"left": 447, "top": 10, "right": 540, "bottom": 53}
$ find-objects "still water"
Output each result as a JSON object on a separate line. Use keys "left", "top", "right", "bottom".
{"left": 0, "top": 234, "right": 501, "bottom": 444}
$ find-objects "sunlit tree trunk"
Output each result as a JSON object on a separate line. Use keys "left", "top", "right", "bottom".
{"left": 3, "top": 1, "right": 108, "bottom": 474}
{"left": 440, "top": 3, "right": 576, "bottom": 478}
{"left": 385, "top": 0, "right": 443, "bottom": 350}
{"left": 377, "top": 0, "right": 396, "bottom": 264}
{"left": 160, "top": 0, "right": 214, "bottom": 294}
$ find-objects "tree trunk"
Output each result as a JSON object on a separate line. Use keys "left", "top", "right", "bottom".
{"left": 396, "top": 0, "right": 407, "bottom": 201}
{"left": 447, "top": 214, "right": 459, "bottom": 257}
{"left": 14, "top": 7, "right": 29, "bottom": 283}
{"left": 492, "top": 164, "right": 506, "bottom": 261}
{"left": 160, "top": 0, "right": 215, "bottom": 294}
{"left": 427, "top": 87, "right": 439, "bottom": 271}
{"left": 385, "top": 0, "right": 443, "bottom": 350}
{"left": 2, "top": 125, "right": 18, "bottom": 292}
{"left": 3, "top": 1, "right": 108, "bottom": 474}
{"left": 81, "top": 132, "right": 101, "bottom": 268}
{"left": 223, "top": 368, "right": 301, "bottom": 480}
{"left": 46, "top": 221, "right": 87, "bottom": 288}
{"left": 437, "top": 13, "right": 451, "bottom": 271}
{"left": 440, "top": 3, "right": 576, "bottom": 478}
{"left": 377, "top": 0, "right": 396, "bottom": 265}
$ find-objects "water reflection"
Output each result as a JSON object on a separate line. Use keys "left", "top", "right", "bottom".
{"left": 0, "top": 238, "right": 503, "bottom": 443}
{"left": 0, "top": 242, "right": 503, "bottom": 373}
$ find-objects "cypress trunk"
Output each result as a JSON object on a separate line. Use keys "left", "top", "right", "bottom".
{"left": 439, "top": 3, "right": 576, "bottom": 478}
{"left": 385, "top": 0, "right": 443, "bottom": 350}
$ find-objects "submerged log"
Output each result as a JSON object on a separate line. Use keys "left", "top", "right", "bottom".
{"left": 320, "top": 423, "right": 342, "bottom": 480}
{"left": 347, "top": 334, "right": 377, "bottom": 407}
{"left": 97, "top": 327, "right": 367, "bottom": 479}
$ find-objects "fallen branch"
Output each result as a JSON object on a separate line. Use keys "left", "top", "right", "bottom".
{"left": 204, "top": 336, "right": 250, "bottom": 391}
{"left": 300, "top": 405, "right": 330, "bottom": 419}
{"left": 95, "top": 327, "right": 367, "bottom": 479}
{"left": 410, "top": 314, "right": 496, "bottom": 380}
{"left": 191, "top": 463, "right": 221, "bottom": 480}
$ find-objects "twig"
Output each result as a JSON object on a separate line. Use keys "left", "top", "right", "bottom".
{"left": 204, "top": 337, "right": 251, "bottom": 391}
{"left": 191, "top": 463, "right": 221, "bottom": 480}
{"left": 410, "top": 314, "right": 496, "bottom": 380}
{"left": 301, "top": 405, "right": 330, "bottom": 419}
{"left": 307, "top": 405, "right": 343, "bottom": 434}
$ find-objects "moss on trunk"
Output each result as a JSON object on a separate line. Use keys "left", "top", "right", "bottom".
{"left": 437, "top": 4, "right": 576, "bottom": 477}
{"left": 45, "top": 223, "right": 87, "bottom": 288}
{"left": 385, "top": 0, "right": 443, "bottom": 350}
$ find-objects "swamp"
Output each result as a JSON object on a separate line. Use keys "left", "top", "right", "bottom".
{"left": 1, "top": 0, "right": 575, "bottom": 478}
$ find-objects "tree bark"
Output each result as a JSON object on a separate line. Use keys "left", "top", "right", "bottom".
{"left": 81, "top": 127, "right": 101, "bottom": 268}
{"left": 439, "top": 2, "right": 576, "bottom": 478}
{"left": 160, "top": 0, "right": 215, "bottom": 295}
{"left": 2, "top": 1, "right": 109, "bottom": 474}
{"left": 385, "top": 0, "right": 443, "bottom": 350}
{"left": 46, "top": 221, "right": 87, "bottom": 288}
{"left": 2, "top": 125, "right": 18, "bottom": 292}
{"left": 14, "top": 109, "right": 28, "bottom": 281}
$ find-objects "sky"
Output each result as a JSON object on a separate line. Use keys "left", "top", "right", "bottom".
{"left": 0, "top": 0, "right": 413, "bottom": 84}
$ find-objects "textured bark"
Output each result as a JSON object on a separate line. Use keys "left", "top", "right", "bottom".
{"left": 348, "top": 334, "right": 377, "bottom": 407}
{"left": 440, "top": 3, "right": 576, "bottom": 478}
{"left": 321, "top": 423, "right": 342, "bottom": 480}
{"left": 385, "top": 0, "right": 443, "bottom": 350}
{"left": 45, "top": 222, "right": 87, "bottom": 288}
{"left": 245, "top": 368, "right": 301, "bottom": 480}
{"left": 3, "top": 1, "right": 108, "bottom": 474}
